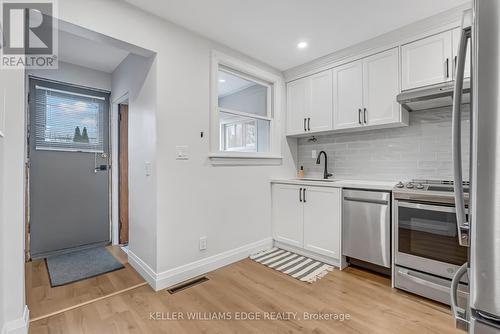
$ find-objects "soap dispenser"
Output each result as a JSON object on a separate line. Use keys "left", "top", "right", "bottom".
{"left": 297, "top": 166, "right": 305, "bottom": 179}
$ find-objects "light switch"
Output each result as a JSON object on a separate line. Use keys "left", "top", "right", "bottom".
{"left": 145, "top": 162, "right": 152, "bottom": 176}
{"left": 176, "top": 145, "right": 189, "bottom": 160}
{"left": 312, "top": 150, "right": 317, "bottom": 159}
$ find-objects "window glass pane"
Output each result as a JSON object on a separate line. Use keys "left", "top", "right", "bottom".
{"left": 219, "top": 111, "right": 269, "bottom": 153}
{"left": 34, "top": 86, "right": 106, "bottom": 152}
{"left": 218, "top": 69, "right": 268, "bottom": 117}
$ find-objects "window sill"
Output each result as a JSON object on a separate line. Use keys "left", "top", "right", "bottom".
{"left": 208, "top": 153, "right": 282, "bottom": 166}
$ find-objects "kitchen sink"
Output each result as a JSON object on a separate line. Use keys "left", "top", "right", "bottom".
{"left": 294, "top": 178, "right": 338, "bottom": 182}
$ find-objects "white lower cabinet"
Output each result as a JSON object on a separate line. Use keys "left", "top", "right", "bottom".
{"left": 272, "top": 183, "right": 341, "bottom": 262}
{"left": 303, "top": 187, "right": 341, "bottom": 259}
{"left": 272, "top": 184, "right": 304, "bottom": 247}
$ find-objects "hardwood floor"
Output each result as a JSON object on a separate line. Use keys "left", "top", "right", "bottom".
{"left": 29, "top": 258, "right": 462, "bottom": 334}
{"left": 26, "top": 246, "right": 146, "bottom": 321}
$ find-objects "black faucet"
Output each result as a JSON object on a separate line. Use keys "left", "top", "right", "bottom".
{"left": 316, "top": 151, "right": 333, "bottom": 179}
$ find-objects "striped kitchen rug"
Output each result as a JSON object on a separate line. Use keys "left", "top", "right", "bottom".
{"left": 250, "top": 248, "right": 333, "bottom": 283}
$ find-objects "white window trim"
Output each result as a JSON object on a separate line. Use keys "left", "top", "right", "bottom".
{"left": 209, "top": 50, "right": 283, "bottom": 165}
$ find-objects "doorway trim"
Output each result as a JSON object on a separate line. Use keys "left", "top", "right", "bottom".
{"left": 111, "top": 92, "right": 129, "bottom": 245}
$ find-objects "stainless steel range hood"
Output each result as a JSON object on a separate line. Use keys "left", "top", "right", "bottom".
{"left": 397, "top": 80, "right": 470, "bottom": 112}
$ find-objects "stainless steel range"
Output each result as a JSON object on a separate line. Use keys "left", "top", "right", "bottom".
{"left": 393, "top": 179, "right": 469, "bottom": 306}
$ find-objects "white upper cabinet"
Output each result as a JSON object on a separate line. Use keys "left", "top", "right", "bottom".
{"left": 286, "top": 70, "right": 333, "bottom": 135}
{"left": 308, "top": 71, "right": 333, "bottom": 132}
{"left": 332, "top": 61, "right": 364, "bottom": 130}
{"left": 286, "top": 78, "right": 309, "bottom": 134}
{"left": 362, "top": 48, "right": 401, "bottom": 126}
{"left": 333, "top": 48, "right": 403, "bottom": 130}
{"left": 401, "top": 30, "right": 453, "bottom": 90}
{"left": 452, "top": 27, "right": 471, "bottom": 79}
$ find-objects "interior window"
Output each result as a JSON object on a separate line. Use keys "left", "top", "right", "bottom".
{"left": 217, "top": 67, "right": 272, "bottom": 153}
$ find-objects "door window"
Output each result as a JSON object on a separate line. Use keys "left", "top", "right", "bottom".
{"left": 34, "top": 85, "right": 107, "bottom": 152}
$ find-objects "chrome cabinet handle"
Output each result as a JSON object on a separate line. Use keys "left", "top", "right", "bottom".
{"left": 358, "top": 109, "right": 362, "bottom": 125}
{"left": 307, "top": 118, "right": 310, "bottom": 131}
{"left": 363, "top": 108, "right": 367, "bottom": 124}
{"left": 303, "top": 118, "right": 307, "bottom": 132}
{"left": 303, "top": 188, "right": 306, "bottom": 203}
{"left": 299, "top": 188, "right": 302, "bottom": 202}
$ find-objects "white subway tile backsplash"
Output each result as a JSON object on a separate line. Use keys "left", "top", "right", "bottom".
{"left": 297, "top": 107, "right": 470, "bottom": 182}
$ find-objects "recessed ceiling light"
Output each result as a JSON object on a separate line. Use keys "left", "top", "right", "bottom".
{"left": 297, "top": 41, "right": 308, "bottom": 49}
{"left": 219, "top": 79, "right": 226, "bottom": 83}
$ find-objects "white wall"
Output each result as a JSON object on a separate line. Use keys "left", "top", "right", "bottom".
{"left": 0, "top": 68, "right": 28, "bottom": 333}
{"left": 54, "top": 0, "right": 295, "bottom": 289}
{"left": 27, "top": 61, "right": 112, "bottom": 91}
{"left": 110, "top": 54, "right": 158, "bottom": 273}
{"left": 0, "top": 4, "right": 296, "bottom": 325}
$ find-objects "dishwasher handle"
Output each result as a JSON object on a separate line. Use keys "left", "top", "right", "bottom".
{"left": 343, "top": 196, "right": 389, "bottom": 206}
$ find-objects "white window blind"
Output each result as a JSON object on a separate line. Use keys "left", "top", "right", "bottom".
{"left": 34, "top": 85, "right": 106, "bottom": 152}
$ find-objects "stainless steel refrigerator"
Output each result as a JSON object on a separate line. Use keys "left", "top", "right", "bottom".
{"left": 452, "top": 0, "right": 500, "bottom": 332}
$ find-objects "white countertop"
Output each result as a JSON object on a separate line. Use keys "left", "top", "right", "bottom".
{"left": 270, "top": 178, "right": 397, "bottom": 191}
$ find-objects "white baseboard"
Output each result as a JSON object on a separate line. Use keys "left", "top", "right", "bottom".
{"left": 127, "top": 250, "right": 158, "bottom": 290}
{"left": 1, "top": 306, "right": 29, "bottom": 334}
{"left": 128, "top": 238, "right": 273, "bottom": 292}
{"left": 155, "top": 238, "right": 273, "bottom": 291}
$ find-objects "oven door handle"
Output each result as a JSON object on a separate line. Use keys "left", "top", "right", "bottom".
{"left": 397, "top": 201, "right": 467, "bottom": 214}
{"left": 397, "top": 268, "right": 450, "bottom": 293}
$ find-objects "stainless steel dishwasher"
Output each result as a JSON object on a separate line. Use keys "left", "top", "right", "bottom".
{"left": 342, "top": 189, "right": 391, "bottom": 268}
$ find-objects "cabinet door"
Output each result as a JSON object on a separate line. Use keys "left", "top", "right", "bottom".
{"left": 286, "top": 78, "right": 308, "bottom": 135}
{"left": 303, "top": 187, "right": 341, "bottom": 259}
{"left": 363, "top": 48, "right": 401, "bottom": 126}
{"left": 401, "top": 31, "right": 453, "bottom": 90}
{"left": 333, "top": 61, "right": 364, "bottom": 130}
{"left": 308, "top": 70, "right": 333, "bottom": 132}
{"left": 452, "top": 28, "right": 471, "bottom": 79}
{"left": 272, "top": 184, "right": 303, "bottom": 247}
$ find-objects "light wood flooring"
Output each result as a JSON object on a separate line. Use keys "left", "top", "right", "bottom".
{"left": 26, "top": 246, "right": 146, "bottom": 321}
{"left": 29, "top": 257, "right": 462, "bottom": 334}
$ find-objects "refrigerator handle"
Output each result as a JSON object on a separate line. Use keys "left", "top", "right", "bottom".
{"left": 452, "top": 25, "right": 471, "bottom": 247}
{"left": 451, "top": 262, "right": 469, "bottom": 330}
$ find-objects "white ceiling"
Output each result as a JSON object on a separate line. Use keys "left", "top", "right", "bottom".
{"left": 58, "top": 30, "right": 130, "bottom": 73}
{"left": 124, "top": 0, "right": 469, "bottom": 71}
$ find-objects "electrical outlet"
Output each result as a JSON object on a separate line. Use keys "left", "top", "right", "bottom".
{"left": 199, "top": 236, "right": 207, "bottom": 251}
{"left": 312, "top": 150, "right": 317, "bottom": 159}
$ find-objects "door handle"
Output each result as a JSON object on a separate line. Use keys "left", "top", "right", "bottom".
{"left": 299, "top": 188, "right": 302, "bottom": 202}
{"left": 363, "top": 108, "right": 367, "bottom": 124}
{"left": 307, "top": 118, "right": 310, "bottom": 131}
{"left": 397, "top": 268, "right": 450, "bottom": 294}
{"left": 445, "top": 58, "right": 450, "bottom": 78}
{"left": 451, "top": 263, "right": 469, "bottom": 328}
{"left": 303, "top": 188, "right": 306, "bottom": 203}
{"left": 303, "top": 118, "right": 307, "bottom": 132}
{"left": 358, "top": 109, "right": 362, "bottom": 125}
{"left": 452, "top": 26, "right": 471, "bottom": 247}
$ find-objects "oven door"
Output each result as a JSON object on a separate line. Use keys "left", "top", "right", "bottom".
{"left": 395, "top": 200, "right": 469, "bottom": 280}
